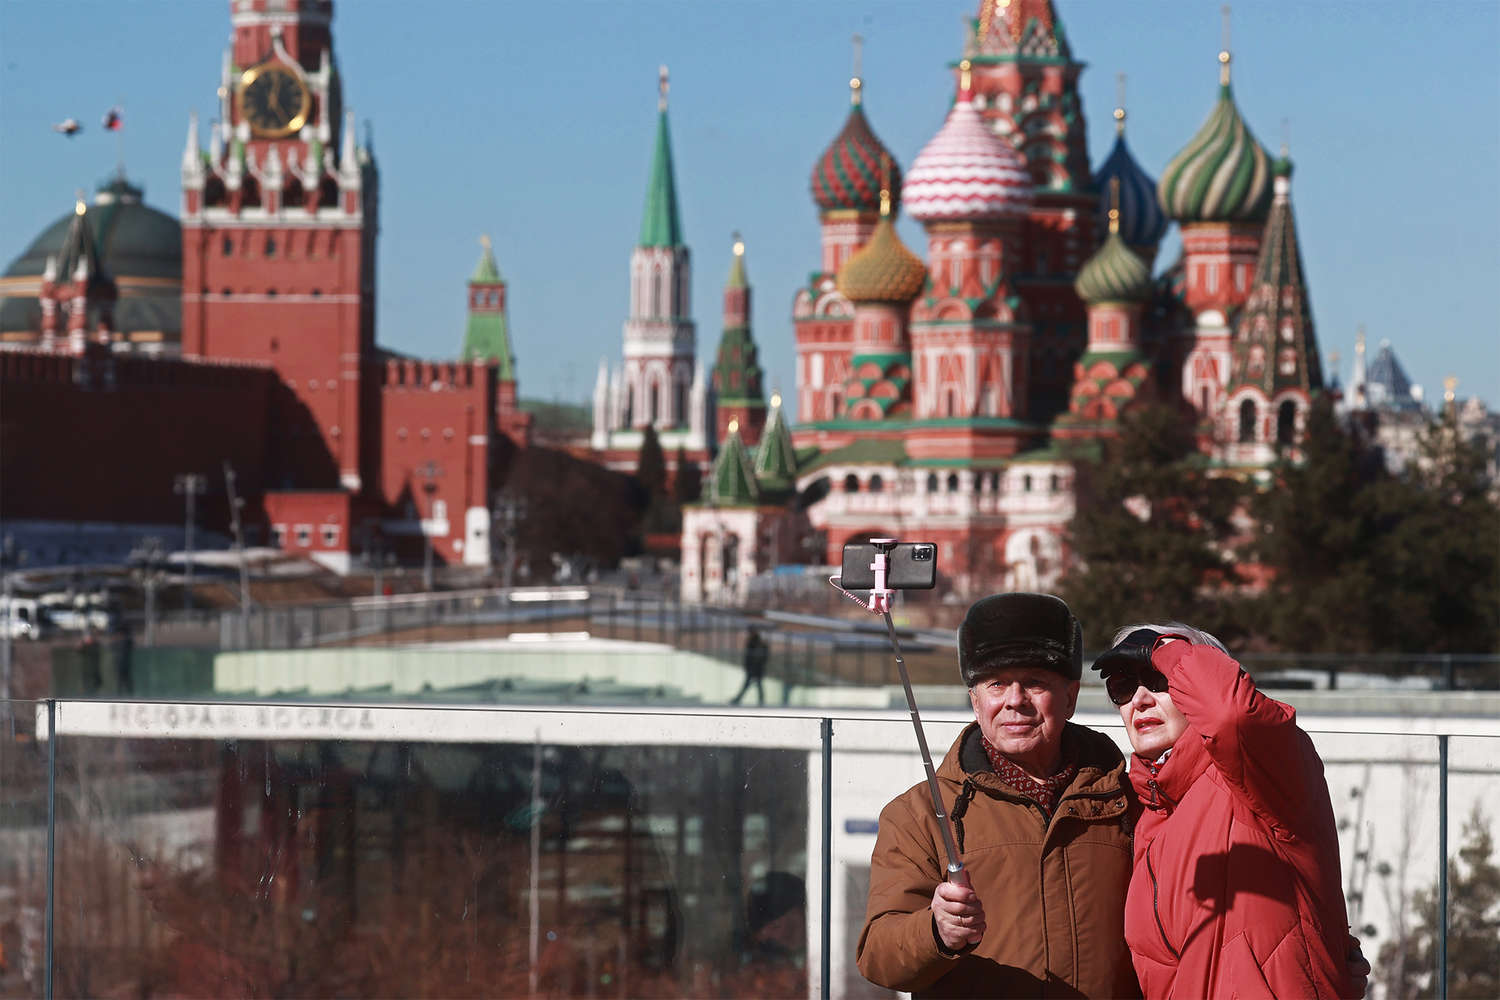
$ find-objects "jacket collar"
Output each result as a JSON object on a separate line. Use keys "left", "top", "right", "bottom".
{"left": 1130, "top": 726, "right": 1211, "bottom": 812}
{"left": 942, "top": 721, "right": 1128, "bottom": 806}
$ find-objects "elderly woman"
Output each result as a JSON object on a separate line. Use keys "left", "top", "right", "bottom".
{"left": 1093, "top": 623, "right": 1360, "bottom": 999}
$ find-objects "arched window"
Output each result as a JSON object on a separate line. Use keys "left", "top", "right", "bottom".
{"left": 674, "top": 380, "right": 687, "bottom": 426}
{"left": 1277, "top": 401, "right": 1297, "bottom": 446}
{"left": 623, "top": 387, "right": 634, "bottom": 428}
{"left": 947, "top": 474, "right": 960, "bottom": 493}
{"left": 926, "top": 473, "right": 939, "bottom": 493}
{"left": 723, "top": 534, "right": 740, "bottom": 589}
{"left": 868, "top": 475, "right": 884, "bottom": 493}
{"left": 843, "top": 474, "right": 860, "bottom": 493}
{"left": 1238, "top": 399, "right": 1256, "bottom": 443}
{"left": 649, "top": 382, "right": 660, "bottom": 425}
{"left": 989, "top": 472, "right": 1001, "bottom": 493}
{"left": 1023, "top": 474, "right": 1033, "bottom": 492}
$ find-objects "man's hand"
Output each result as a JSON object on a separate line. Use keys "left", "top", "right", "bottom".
{"left": 931, "top": 879, "right": 985, "bottom": 951}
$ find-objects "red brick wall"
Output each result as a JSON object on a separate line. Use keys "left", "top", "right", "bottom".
{"left": 0, "top": 349, "right": 274, "bottom": 531}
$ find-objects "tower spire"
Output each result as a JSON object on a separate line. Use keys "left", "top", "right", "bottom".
{"left": 1219, "top": 4, "right": 1233, "bottom": 86}
{"left": 850, "top": 33, "right": 864, "bottom": 106}
{"left": 639, "top": 68, "right": 684, "bottom": 248}
{"left": 658, "top": 64, "right": 669, "bottom": 112}
{"left": 1114, "top": 72, "right": 1127, "bottom": 136}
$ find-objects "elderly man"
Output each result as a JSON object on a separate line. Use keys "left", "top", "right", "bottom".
{"left": 856, "top": 593, "right": 1139, "bottom": 998}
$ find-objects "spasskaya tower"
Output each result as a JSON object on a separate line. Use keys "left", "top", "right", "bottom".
{"left": 181, "top": 0, "right": 378, "bottom": 492}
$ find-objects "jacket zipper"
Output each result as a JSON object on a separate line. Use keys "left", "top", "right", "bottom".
{"left": 1145, "top": 841, "right": 1180, "bottom": 960}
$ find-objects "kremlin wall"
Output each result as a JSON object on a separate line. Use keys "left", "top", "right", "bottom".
{"left": 0, "top": 0, "right": 1469, "bottom": 595}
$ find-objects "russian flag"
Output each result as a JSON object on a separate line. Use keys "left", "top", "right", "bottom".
{"left": 102, "top": 106, "right": 122, "bottom": 131}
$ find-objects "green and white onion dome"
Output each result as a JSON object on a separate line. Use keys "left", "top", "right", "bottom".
{"left": 1157, "top": 75, "right": 1272, "bottom": 223}
{"left": 1074, "top": 230, "right": 1152, "bottom": 305}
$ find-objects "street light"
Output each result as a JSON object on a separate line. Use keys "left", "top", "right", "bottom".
{"left": 492, "top": 488, "right": 528, "bottom": 590}
{"left": 173, "top": 473, "right": 207, "bottom": 612}
{"left": 414, "top": 461, "right": 442, "bottom": 592}
{"left": 129, "top": 537, "right": 167, "bottom": 648}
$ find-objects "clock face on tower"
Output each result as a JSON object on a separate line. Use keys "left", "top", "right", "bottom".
{"left": 238, "top": 63, "right": 311, "bottom": 138}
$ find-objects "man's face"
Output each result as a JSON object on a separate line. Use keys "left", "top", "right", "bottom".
{"left": 968, "top": 666, "right": 1079, "bottom": 778}
{"left": 1117, "top": 683, "right": 1190, "bottom": 759}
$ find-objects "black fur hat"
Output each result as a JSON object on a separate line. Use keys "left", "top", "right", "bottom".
{"left": 957, "top": 593, "right": 1083, "bottom": 686}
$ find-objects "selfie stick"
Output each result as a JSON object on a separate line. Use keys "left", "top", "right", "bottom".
{"left": 831, "top": 539, "right": 967, "bottom": 886}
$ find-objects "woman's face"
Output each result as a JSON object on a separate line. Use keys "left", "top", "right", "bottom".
{"left": 1117, "top": 682, "right": 1189, "bottom": 759}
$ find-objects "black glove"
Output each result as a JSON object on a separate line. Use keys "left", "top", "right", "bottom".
{"left": 1091, "top": 627, "right": 1161, "bottom": 684}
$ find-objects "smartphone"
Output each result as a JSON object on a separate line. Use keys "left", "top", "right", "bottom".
{"left": 840, "top": 541, "right": 938, "bottom": 590}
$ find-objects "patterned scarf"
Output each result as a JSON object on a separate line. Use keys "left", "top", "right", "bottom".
{"left": 980, "top": 735, "right": 1078, "bottom": 814}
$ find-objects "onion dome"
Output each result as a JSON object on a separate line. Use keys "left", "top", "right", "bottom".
{"left": 1157, "top": 52, "right": 1272, "bottom": 224}
{"left": 1093, "top": 104, "right": 1167, "bottom": 250}
{"left": 903, "top": 62, "right": 1032, "bottom": 223}
{"left": 835, "top": 192, "right": 927, "bottom": 304}
{"left": 810, "top": 77, "right": 902, "bottom": 214}
{"left": 1075, "top": 231, "right": 1151, "bottom": 305}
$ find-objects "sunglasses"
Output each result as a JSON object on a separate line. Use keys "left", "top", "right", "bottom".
{"left": 1106, "top": 667, "right": 1170, "bottom": 706}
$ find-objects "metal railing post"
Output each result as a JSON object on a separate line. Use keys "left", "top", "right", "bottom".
{"left": 1438, "top": 734, "right": 1449, "bottom": 999}
{"left": 44, "top": 698, "right": 56, "bottom": 1000}
{"left": 820, "top": 716, "right": 833, "bottom": 1000}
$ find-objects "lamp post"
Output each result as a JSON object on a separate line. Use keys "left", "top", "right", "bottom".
{"left": 415, "top": 461, "right": 442, "bottom": 592}
{"left": 173, "top": 473, "right": 206, "bottom": 612}
{"left": 492, "top": 488, "right": 528, "bottom": 590}
{"left": 129, "top": 537, "right": 166, "bottom": 648}
{"left": 223, "top": 462, "right": 252, "bottom": 646}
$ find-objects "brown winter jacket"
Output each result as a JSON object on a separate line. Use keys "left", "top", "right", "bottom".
{"left": 857, "top": 721, "right": 1141, "bottom": 998}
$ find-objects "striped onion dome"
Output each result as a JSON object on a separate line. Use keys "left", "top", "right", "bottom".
{"left": 811, "top": 104, "right": 902, "bottom": 214}
{"left": 1158, "top": 80, "right": 1272, "bottom": 223}
{"left": 1093, "top": 134, "right": 1168, "bottom": 250}
{"left": 835, "top": 214, "right": 927, "bottom": 304}
{"left": 903, "top": 94, "right": 1032, "bottom": 223}
{"left": 1075, "top": 230, "right": 1152, "bottom": 305}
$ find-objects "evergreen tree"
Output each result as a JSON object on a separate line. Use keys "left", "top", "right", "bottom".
{"left": 635, "top": 426, "right": 680, "bottom": 534}
{"left": 636, "top": 425, "right": 667, "bottom": 498}
{"left": 673, "top": 444, "right": 702, "bottom": 505}
{"left": 1247, "top": 396, "right": 1393, "bottom": 652}
{"left": 1250, "top": 399, "right": 1500, "bottom": 654}
{"left": 1377, "top": 804, "right": 1500, "bottom": 999}
{"left": 1370, "top": 411, "right": 1500, "bottom": 654}
{"left": 1058, "top": 403, "right": 1246, "bottom": 648}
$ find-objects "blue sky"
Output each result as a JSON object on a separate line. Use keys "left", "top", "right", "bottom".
{"left": 3, "top": 1, "right": 1497, "bottom": 414}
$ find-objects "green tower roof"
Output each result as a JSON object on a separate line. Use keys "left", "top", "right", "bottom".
{"left": 461, "top": 237, "right": 514, "bottom": 379}
{"left": 753, "top": 397, "right": 798, "bottom": 488}
{"left": 709, "top": 424, "right": 759, "bottom": 506}
{"left": 470, "top": 238, "right": 502, "bottom": 283}
{"left": 639, "top": 109, "right": 684, "bottom": 248}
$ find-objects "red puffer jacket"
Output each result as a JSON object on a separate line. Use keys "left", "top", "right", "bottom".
{"left": 1124, "top": 642, "right": 1356, "bottom": 999}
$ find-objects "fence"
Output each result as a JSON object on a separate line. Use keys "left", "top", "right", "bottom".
{"left": 207, "top": 588, "right": 1500, "bottom": 693}
{"left": 2, "top": 698, "right": 1495, "bottom": 999}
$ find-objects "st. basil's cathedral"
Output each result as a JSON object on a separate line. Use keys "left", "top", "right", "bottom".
{"left": 680, "top": 0, "right": 1325, "bottom": 601}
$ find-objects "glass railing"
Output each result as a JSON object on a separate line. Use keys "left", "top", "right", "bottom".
{"left": 4, "top": 699, "right": 1496, "bottom": 998}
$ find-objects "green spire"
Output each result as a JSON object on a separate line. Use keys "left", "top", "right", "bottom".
{"left": 639, "top": 70, "right": 684, "bottom": 248}
{"left": 726, "top": 236, "right": 747, "bottom": 288}
{"left": 710, "top": 423, "right": 759, "bottom": 505}
{"left": 461, "top": 235, "right": 514, "bottom": 379}
{"left": 470, "top": 236, "right": 502, "bottom": 283}
{"left": 753, "top": 395, "right": 798, "bottom": 487}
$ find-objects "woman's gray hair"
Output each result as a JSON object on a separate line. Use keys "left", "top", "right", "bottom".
{"left": 1110, "top": 621, "right": 1227, "bottom": 654}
